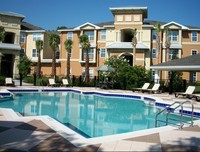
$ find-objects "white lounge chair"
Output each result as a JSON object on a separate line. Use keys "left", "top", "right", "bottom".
{"left": 5, "top": 78, "right": 14, "bottom": 86}
{"left": 142, "top": 83, "right": 160, "bottom": 94}
{"left": 61, "top": 79, "right": 70, "bottom": 87}
{"left": 175, "top": 86, "right": 195, "bottom": 98}
{"left": 48, "top": 78, "right": 60, "bottom": 87}
{"left": 132, "top": 83, "right": 150, "bottom": 92}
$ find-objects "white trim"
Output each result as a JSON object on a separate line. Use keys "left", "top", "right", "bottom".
{"left": 150, "top": 65, "right": 200, "bottom": 71}
{"left": 161, "top": 21, "right": 189, "bottom": 30}
{"left": 74, "top": 22, "right": 101, "bottom": 30}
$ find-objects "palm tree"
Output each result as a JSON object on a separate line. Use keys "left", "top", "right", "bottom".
{"left": 48, "top": 32, "right": 60, "bottom": 79}
{"left": 0, "top": 26, "right": 5, "bottom": 43}
{"left": 131, "top": 28, "right": 137, "bottom": 66}
{"left": 64, "top": 39, "right": 73, "bottom": 79}
{"left": 35, "top": 40, "right": 43, "bottom": 78}
{"left": 155, "top": 23, "right": 162, "bottom": 64}
{"left": 164, "top": 27, "right": 171, "bottom": 61}
{"left": 79, "top": 34, "right": 90, "bottom": 83}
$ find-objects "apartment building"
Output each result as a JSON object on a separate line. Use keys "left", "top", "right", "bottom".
{"left": 1, "top": 7, "right": 200, "bottom": 82}
{"left": 20, "top": 22, "right": 54, "bottom": 76}
{"left": 0, "top": 12, "right": 24, "bottom": 77}
{"left": 58, "top": 6, "right": 200, "bottom": 82}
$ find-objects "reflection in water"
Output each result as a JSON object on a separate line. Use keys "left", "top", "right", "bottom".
{"left": 0, "top": 92, "right": 193, "bottom": 138}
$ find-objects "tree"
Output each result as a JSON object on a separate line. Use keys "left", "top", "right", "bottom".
{"left": 79, "top": 34, "right": 90, "bottom": 83}
{"left": 48, "top": 32, "right": 60, "bottom": 79}
{"left": 105, "top": 56, "right": 150, "bottom": 89}
{"left": 155, "top": 23, "right": 162, "bottom": 64}
{"left": 0, "top": 26, "right": 5, "bottom": 43}
{"left": 35, "top": 40, "right": 43, "bottom": 78}
{"left": 164, "top": 27, "right": 171, "bottom": 61}
{"left": 17, "top": 56, "right": 32, "bottom": 77}
{"left": 131, "top": 28, "right": 137, "bottom": 66}
{"left": 64, "top": 39, "right": 73, "bottom": 79}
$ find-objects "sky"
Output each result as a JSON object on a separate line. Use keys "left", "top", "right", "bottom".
{"left": 1, "top": 0, "right": 200, "bottom": 30}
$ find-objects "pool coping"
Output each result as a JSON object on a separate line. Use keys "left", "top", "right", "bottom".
{"left": 1, "top": 87, "right": 200, "bottom": 147}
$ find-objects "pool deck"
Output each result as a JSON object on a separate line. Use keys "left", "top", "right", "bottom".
{"left": 0, "top": 86, "right": 200, "bottom": 151}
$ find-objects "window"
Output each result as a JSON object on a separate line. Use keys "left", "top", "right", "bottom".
{"left": 191, "top": 31, "right": 198, "bottom": 42}
{"left": 191, "top": 50, "right": 198, "bottom": 55}
{"left": 101, "top": 30, "right": 106, "bottom": 40}
{"left": 125, "top": 15, "right": 131, "bottom": 21}
{"left": 56, "top": 50, "right": 60, "bottom": 59}
{"left": 117, "top": 15, "right": 123, "bottom": 21}
{"left": 134, "top": 15, "right": 140, "bottom": 21}
{"left": 84, "top": 31, "right": 94, "bottom": 41}
{"left": 169, "top": 49, "right": 178, "bottom": 60}
{"left": 192, "top": 72, "right": 197, "bottom": 83}
{"left": 67, "top": 32, "right": 73, "bottom": 40}
{"left": 33, "top": 33, "right": 42, "bottom": 41}
{"left": 32, "top": 49, "right": 38, "bottom": 57}
{"left": 152, "top": 48, "right": 156, "bottom": 58}
{"left": 151, "top": 71, "right": 155, "bottom": 80}
{"left": 169, "top": 31, "right": 178, "bottom": 42}
{"left": 82, "top": 69, "right": 94, "bottom": 78}
{"left": 100, "top": 48, "right": 106, "bottom": 58}
{"left": 20, "top": 49, "right": 25, "bottom": 57}
{"left": 152, "top": 30, "right": 156, "bottom": 40}
{"left": 82, "top": 48, "right": 94, "bottom": 61}
{"left": 20, "top": 33, "right": 26, "bottom": 43}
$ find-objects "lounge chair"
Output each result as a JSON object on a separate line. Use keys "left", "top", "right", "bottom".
{"left": 48, "top": 78, "right": 60, "bottom": 87}
{"left": 175, "top": 86, "right": 195, "bottom": 98}
{"left": 190, "top": 94, "right": 200, "bottom": 101}
{"left": 5, "top": 78, "right": 14, "bottom": 86}
{"left": 142, "top": 83, "right": 160, "bottom": 94}
{"left": 132, "top": 83, "right": 150, "bottom": 92}
{"left": 61, "top": 79, "right": 70, "bottom": 87}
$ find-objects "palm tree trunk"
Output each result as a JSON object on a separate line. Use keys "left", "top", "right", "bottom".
{"left": 67, "top": 52, "right": 70, "bottom": 79}
{"left": 132, "top": 46, "right": 136, "bottom": 66}
{"left": 52, "top": 50, "right": 56, "bottom": 79}
{"left": 37, "top": 50, "right": 41, "bottom": 78}
{"left": 85, "top": 49, "right": 89, "bottom": 83}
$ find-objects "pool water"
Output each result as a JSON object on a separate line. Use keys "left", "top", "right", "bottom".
{"left": 0, "top": 92, "right": 194, "bottom": 138}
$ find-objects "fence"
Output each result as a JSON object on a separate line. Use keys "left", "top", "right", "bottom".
{"left": 11, "top": 73, "right": 198, "bottom": 94}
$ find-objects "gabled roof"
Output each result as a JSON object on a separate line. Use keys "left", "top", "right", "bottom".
{"left": 150, "top": 53, "right": 200, "bottom": 71}
{"left": 74, "top": 22, "right": 101, "bottom": 30}
{"left": 161, "top": 21, "right": 189, "bottom": 30}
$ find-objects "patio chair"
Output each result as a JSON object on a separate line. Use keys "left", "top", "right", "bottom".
{"left": 132, "top": 83, "right": 150, "bottom": 92}
{"left": 61, "top": 79, "right": 70, "bottom": 87}
{"left": 48, "top": 78, "right": 60, "bottom": 87}
{"left": 5, "top": 78, "right": 14, "bottom": 86}
{"left": 142, "top": 83, "right": 160, "bottom": 94}
{"left": 175, "top": 86, "right": 195, "bottom": 99}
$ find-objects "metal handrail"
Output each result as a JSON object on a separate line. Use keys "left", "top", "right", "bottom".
{"left": 155, "top": 100, "right": 194, "bottom": 128}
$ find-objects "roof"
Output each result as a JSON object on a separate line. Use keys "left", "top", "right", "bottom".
{"left": 21, "top": 22, "right": 44, "bottom": 30}
{"left": 150, "top": 53, "right": 200, "bottom": 71}
{"left": 106, "top": 42, "right": 149, "bottom": 49}
{"left": 0, "top": 11, "right": 25, "bottom": 19}
{"left": 110, "top": 7, "right": 148, "bottom": 18}
{"left": 0, "top": 43, "right": 21, "bottom": 50}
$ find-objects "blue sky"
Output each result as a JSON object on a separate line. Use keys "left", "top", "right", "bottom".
{"left": 1, "top": 0, "right": 200, "bottom": 30}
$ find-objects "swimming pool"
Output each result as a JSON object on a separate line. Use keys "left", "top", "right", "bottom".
{"left": 0, "top": 90, "right": 197, "bottom": 138}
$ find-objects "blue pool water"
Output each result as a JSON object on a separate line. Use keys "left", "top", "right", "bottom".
{"left": 0, "top": 91, "right": 195, "bottom": 138}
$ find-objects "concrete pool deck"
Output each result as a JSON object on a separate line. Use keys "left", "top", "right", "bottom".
{"left": 0, "top": 86, "right": 200, "bottom": 151}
